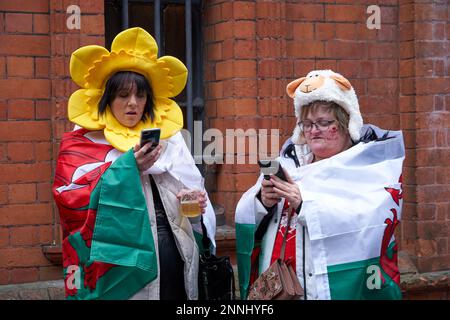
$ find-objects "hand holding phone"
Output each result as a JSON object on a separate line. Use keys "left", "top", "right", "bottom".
{"left": 140, "top": 128, "right": 161, "bottom": 154}
{"left": 258, "top": 159, "right": 287, "bottom": 182}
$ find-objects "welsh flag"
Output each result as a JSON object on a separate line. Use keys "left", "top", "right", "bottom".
{"left": 236, "top": 125, "right": 404, "bottom": 300}
{"left": 53, "top": 129, "right": 157, "bottom": 299}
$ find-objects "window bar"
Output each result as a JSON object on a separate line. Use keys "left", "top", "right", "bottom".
{"left": 185, "top": 0, "right": 194, "bottom": 147}
{"left": 154, "top": 0, "right": 161, "bottom": 52}
{"left": 121, "top": 0, "right": 129, "bottom": 29}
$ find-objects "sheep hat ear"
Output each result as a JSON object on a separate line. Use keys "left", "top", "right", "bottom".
{"left": 287, "top": 69, "right": 363, "bottom": 142}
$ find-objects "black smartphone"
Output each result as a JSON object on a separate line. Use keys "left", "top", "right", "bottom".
{"left": 140, "top": 128, "right": 161, "bottom": 154}
{"left": 258, "top": 159, "right": 287, "bottom": 182}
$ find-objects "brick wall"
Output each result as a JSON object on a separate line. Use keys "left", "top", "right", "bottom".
{"left": 204, "top": 0, "right": 449, "bottom": 278}
{"left": 0, "top": 0, "right": 448, "bottom": 296}
{"left": 0, "top": 0, "right": 104, "bottom": 285}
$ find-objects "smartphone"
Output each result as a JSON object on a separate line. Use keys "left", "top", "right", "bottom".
{"left": 140, "top": 128, "right": 161, "bottom": 154}
{"left": 258, "top": 159, "right": 287, "bottom": 181}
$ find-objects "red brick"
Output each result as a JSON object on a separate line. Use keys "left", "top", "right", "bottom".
{"left": 232, "top": 1, "right": 255, "bottom": 20}
{"left": 234, "top": 99, "right": 257, "bottom": 117}
{"left": 7, "top": 99, "right": 35, "bottom": 120}
{"left": 0, "top": 203, "right": 53, "bottom": 226}
{"left": 368, "top": 79, "right": 398, "bottom": 97}
{"left": 0, "top": 162, "right": 51, "bottom": 184}
{"left": 315, "top": 60, "right": 337, "bottom": 72}
{"left": 0, "top": 228, "right": 9, "bottom": 247}
{"left": 416, "top": 149, "right": 450, "bottom": 167}
{"left": 216, "top": 171, "right": 236, "bottom": 191}
{"left": 39, "top": 266, "right": 63, "bottom": 281}
{"left": 1, "top": 268, "right": 11, "bottom": 284}
{"left": 257, "top": 39, "right": 282, "bottom": 58}
{"left": 286, "top": 4, "right": 324, "bottom": 21}
{"left": 0, "top": 79, "right": 50, "bottom": 99}
{"left": 368, "top": 43, "right": 397, "bottom": 59}
{"left": 0, "top": 0, "right": 49, "bottom": 13}
{"left": 5, "top": 13, "right": 33, "bottom": 33}
{"left": 0, "top": 35, "right": 49, "bottom": 56}
{"left": 33, "top": 13, "right": 49, "bottom": 34}
{"left": 216, "top": 99, "right": 235, "bottom": 117}
{"left": 414, "top": 3, "right": 447, "bottom": 22}
{"left": 0, "top": 121, "right": 50, "bottom": 141}
{"left": 0, "top": 247, "right": 52, "bottom": 268}
{"left": 315, "top": 23, "right": 335, "bottom": 40}
{"left": 0, "top": 56, "right": 5, "bottom": 79}
{"left": 416, "top": 43, "right": 448, "bottom": 59}
{"left": 222, "top": 39, "right": 234, "bottom": 60}
{"left": 258, "top": 79, "right": 283, "bottom": 98}
{"left": 10, "top": 267, "right": 39, "bottom": 284}
{"left": 208, "top": 82, "right": 223, "bottom": 99}
{"left": 235, "top": 172, "right": 259, "bottom": 192}
{"left": 400, "top": 40, "right": 414, "bottom": 60}
{"left": 204, "top": 100, "right": 217, "bottom": 118}
{"left": 380, "top": 6, "right": 398, "bottom": 24}
{"left": 293, "top": 23, "right": 314, "bottom": 40}
{"left": 7, "top": 142, "right": 34, "bottom": 162}
{"left": 35, "top": 142, "right": 51, "bottom": 161}
{"left": 287, "top": 40, "right": 324, "bottom": 58}
{"left": 233, "top": 20, "right": 255, "bottom": 39}
{"left": 325, "top": 5, "right": 364, "bottom": 22}
{"left": 325, "top": 41, "right": 364, "bottom": 59}
{"left": 416, "top": 78, "right": 449, "bottom": 95}
{"left": 206, "top": 3, "right": 222, "bottom": 25}
{"left": 37, "top": 182, "right": 52, "bottom": 202}
{"left": 234, "top": 60, "right": 256, "bottom": 78}
{"left": 215, "top": 22, "right": 234, "bottom": 41}
{"left": 82, "top": 15, "right": 105, "bottom": 35}
{"left": 234, "top": 40, "right": 256, "bottom": 59}
{"left": 10, "top": 183, "right": 37, "bottom": 204}
{"left": 259, "top": 60, "right": 282, "bottom": 78}
{"left": 399, "top": 59, "right": 415, "bottom": 78}
{"left": 335, "top": 23, "right": 357, "bottom": 40}
{"left": 215, "top": 60, "right": 234, "bottom": 80}
{"left": 6, "top": 57, "right": 34, "bottom": 78}
{"left": 256, "top": 1, "right": 282, "bottom": 19}
{"left": 399, "top": 4, "right": 414, "bottom": 23}
{"left": 293, "top": 60, "right": 316, "bottom": 78}
{"left": 257, "top": 20, "right": 284, "bottom": 38}
{"left": 35, "top": 100, "right": 51, "bottom": 120}
{"left": 207, "top": 43, "right": 222, "bottom": 62}
{"left": 35, "top": 58, "right": 49, "bottom": 78}
{"left": 10, "top": 226, "right": 40, "bottom": 245}
{"left": 233, "top": 79, "right": 257, "bottom": 98}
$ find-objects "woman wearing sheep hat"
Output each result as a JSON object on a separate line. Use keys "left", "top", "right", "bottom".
{"left": 235, "top": 70, "right": 405, "bottom": 300}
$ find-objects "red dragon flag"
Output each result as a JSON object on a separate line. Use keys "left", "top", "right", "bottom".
{"left": 236, "top": 124, "right": 404, "bottom": 300}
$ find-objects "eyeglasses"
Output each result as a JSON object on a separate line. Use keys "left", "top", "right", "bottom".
{"left": 298, "top": 119, "right": 336, "bottom": 132}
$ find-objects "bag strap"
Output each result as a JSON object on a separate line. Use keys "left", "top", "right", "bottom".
{"left": 200, "top": 215, "right": 211, "bottom": 255}
{"left": 280, "top": 205, "right": 294, "bottom": 260}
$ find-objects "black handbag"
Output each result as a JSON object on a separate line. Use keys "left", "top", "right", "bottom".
{"left": 198, "top": 216, "right": 236, "bottom": 300}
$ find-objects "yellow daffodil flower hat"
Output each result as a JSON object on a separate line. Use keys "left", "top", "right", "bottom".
{"left": 68, "top": 27, "right": 187, "bottom": 152}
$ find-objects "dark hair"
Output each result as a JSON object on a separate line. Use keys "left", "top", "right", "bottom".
{"left": 98, "top": 71, "right": 154, "bottom": 122}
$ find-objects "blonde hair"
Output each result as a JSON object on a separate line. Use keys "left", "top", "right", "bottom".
{"left": 298, "top": 100, "right": 350, "bottom": 142}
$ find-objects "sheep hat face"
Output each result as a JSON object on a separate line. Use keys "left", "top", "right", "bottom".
{"left": 286, "top": 69, "right": 363, "bottom": 143}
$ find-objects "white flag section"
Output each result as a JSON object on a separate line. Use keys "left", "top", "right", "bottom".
{"left": 236, "top": 125, "right": 404, "bottom": 300}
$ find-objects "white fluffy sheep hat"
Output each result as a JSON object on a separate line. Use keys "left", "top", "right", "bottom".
{"left": 286, "top": 69, "right": 363, "bottom": 143}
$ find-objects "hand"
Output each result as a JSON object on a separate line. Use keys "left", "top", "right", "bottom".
{"left": 270, "top": 169, "right": 302, "bottom": 210}
{"left": 260, "top": 178, "right": 281, "bottom": 208}
{"left": 176, "top": 190, "right": 208, "bottom": 214}
{"left": 134, "top": 143, "right": 162, "bottom": 172}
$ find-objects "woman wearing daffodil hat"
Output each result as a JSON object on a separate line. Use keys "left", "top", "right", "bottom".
{"left": 53, "top": 28, "right": 216, "bottom": 300}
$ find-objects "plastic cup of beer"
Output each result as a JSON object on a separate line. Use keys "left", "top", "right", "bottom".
{"left": 179, "top": 190, "right": 202, "bottom": 217}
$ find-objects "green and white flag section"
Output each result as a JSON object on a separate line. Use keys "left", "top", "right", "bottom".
{"left": 53, "top": 129, "right": 215, "bottom": 299}
{"left": 236, "top": 125, "right": 404, "bottom": 300}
